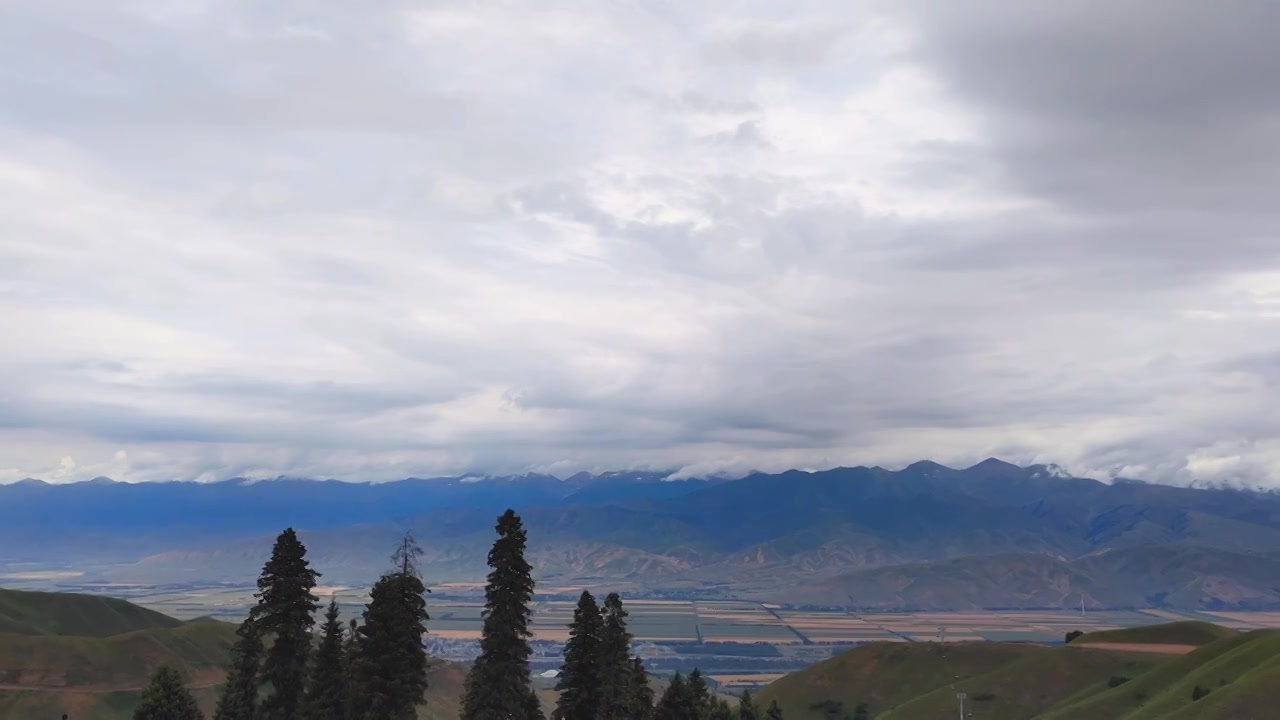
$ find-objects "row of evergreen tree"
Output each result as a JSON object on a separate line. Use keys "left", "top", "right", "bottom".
{"left": 210, "top": 525, "right": 430, "bottom": 720}
{"left": 131, "top": 508, "right": 787, "bottom": 720}
{"left": 553, "top": 591, "right": 784, "bottom": 720}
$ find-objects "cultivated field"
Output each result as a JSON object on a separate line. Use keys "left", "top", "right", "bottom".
{"left": 710, "top": 673, "right": 786, "bottom": 689}
{"left": 14, "top": 577, "right": 1280, "bottom": 646}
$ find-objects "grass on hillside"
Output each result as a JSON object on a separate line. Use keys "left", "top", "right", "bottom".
{"left": 755, "top": 622, "right": 1280, "bottom": 720}
{"left": 1071, "top": 621, "right": 1236, "bottom": 647}
{"left": 755, "top": 641, "right": 1034, "bottom": 720}
{"left": 0, "top": 620, "right": 237, "bottom": 687}
{"left": 878, "top": 647, "right": 1160, "bottom": 720}
{"left": 1041, "top": 629, "right": 1280, "bottom": 720}
{"left": 0, "top": 587, "right": 182, "bottom": 637}
{"left": 0, "top": 686, "right": 224, "bottom": 720}
{"left": 0, "top": 587, "right": 237, "bottom": 720}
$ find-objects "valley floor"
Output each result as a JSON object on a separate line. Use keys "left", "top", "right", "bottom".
{"left": 13, "top": 577, "right": 1280, "bottom": 693}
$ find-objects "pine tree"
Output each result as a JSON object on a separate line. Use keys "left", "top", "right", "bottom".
{"left": 709, "top": 699, "right": 734, "bottom": 720}
{"left": 523, "top": 689, "right": 545, "bottom": 720}
{"left": 654, "top": 672, "right": 698, "bottom": 720}
{"left": 252, "top": 528, "right": 320, "bottom": 720}
{"left": 213, "top": 616, "right": 262, "bottom": 720}
{"left": 599, "top": 593, "right": 635, "bottom": 720}
{"left": 737, "top": 690, "right": 759, "bottom": 720}
{"left": 343, "top": 618, "right": 361, "bottom": 720}
{"left": 303, "top": 597, "right": 347, "bottom": 720}
{"left": 351, "top": 533, "right": 431, "bottom": 720}
{"left": 628, "top": 657, "right": 655, "bottom": 720}
{"left": 687, "top": 670, "right": 713, "bottom": 717}
{"left": 553, "top": 591, "right": 604, "bottom": 720}
{"left": 134, "top": 665, "right": 203, "bottom": 720}
{"left": 461, "top": 509, "right": 541, "bottom": 720}
{"left": 765, "top": 700, "right": 784, "bottom": 720}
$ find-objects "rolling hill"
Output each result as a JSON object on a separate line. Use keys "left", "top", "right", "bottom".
{"left": 0, "top": 587, "right": 527, "bottom": 720}
{"left": 756, "top": 622, "right": 1280, "bottom": 720}
{"left": 1069, "top": 621, "right": 1236, "bottom": 648}
{"left": 0, "top": 589, "right": 237, "bottom": 719}
{"left": 0, "top": 587, "right": 182, "bottom": 636}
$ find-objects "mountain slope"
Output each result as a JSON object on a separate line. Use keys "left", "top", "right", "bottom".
{"left": 756, "top": 623, "right": 1280, "bottom": 720}
{"left": 878, "top": 647, "right": 1160, "bottom": 720}
{"left": 14, "top": 460, "right": 1280, "bottom": 611}
{"left": 1070, "top": 621, "right": 1236, "bottom": 648}
{"left": 1041, "top": 630, "right": 1280, "bottom": 719}
{"left": 773, "top": 545, "right": 1280, "bottom": 610}
{"left": 0, "top": 589, "right": 237, "bottom": 720}
{"left": 0, "top": 620, "right": 235, "bottom": 688}
{"left": 0, "top": 471, "right": 708, "bottom": 563}
{"left": 754, "top": 641, "right": 1038, "bottom": 718}
{"left": 0, "top": 587, "right": 183, "bottom": 636}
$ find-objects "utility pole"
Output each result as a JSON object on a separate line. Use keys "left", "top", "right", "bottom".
{"left": 956, "top": 691, "right": 966, "bottom": 720}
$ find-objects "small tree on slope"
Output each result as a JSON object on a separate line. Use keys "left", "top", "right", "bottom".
{"left": 599, "top": 592, "right": 637, "bottom": 720}
{"left": 134, "top": 665, "right": 203, "bottom": 720}
{"left": 687, "top": 670, "right": 713, "bottom": 716}
{"left": 628, "top": 657, "right": 655, "bottom": 720}
{"left": 654, "top": 672, "right": 699, "bottom": 720}
{"left": 710, "top": 699, "right": 735, "bottom": 720}
{"left": 342, "top": 617, "right": 361, "bottom": 719}
{"left": 303, "top": 596, "right": 348, "bottom": 720}
{"left": 212, "top": 616, "right": 263, "bottom": 720}
{"left": 554, "top": 590, "right": 604, "bottom": 720}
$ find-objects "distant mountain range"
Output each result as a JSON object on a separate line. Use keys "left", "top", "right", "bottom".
{"left": 0, "top": 470, "right": 711, "bottom": 562}
{"left": 6, "top": 460, "right": 1280, "bottom": 611}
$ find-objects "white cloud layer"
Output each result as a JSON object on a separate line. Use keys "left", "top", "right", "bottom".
{"left": 3, "top": 0, "right": 1280, "bottom": 484}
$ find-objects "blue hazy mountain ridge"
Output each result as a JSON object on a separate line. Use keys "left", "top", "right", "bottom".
{"left": 0, "top": 470, "right": 702, "bottom": 561}
{"left": 7, "top": 459, "right": 1280, "bottom": 609}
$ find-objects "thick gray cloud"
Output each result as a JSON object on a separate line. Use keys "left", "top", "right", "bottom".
{"left": 2, "top": 0, "right": 1279, "bottom": 485}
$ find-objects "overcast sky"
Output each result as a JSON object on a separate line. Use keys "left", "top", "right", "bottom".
{"left": 2, "top": 1, "right": 1279, "bottom": 484}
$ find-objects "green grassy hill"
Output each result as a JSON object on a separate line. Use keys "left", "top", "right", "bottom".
{"left": 0, "top": 587, "right": 518, "bottom": 720}
{"left": 1070, "top": 620, "right": 1236, "bottom": 647}
{"left": 1042, "top": 630, "right": 1280, "bottom": 720}
{"left": 755, "top": 641, "right": 1036, "bottom": 719}
{"left": 0, "top": 619, "right": 236, "bottom": 687}
{"left": 880, "top": 646, "right": 1160, "bottom": 720}
{"left": 0, "top": 588, "right": 236, "bottom": 720}
{"left": 0, "top": 587, "right": 182, "bottom": 636}
{"left": 758, "top": 623, "right": 1280, "bottom": 720}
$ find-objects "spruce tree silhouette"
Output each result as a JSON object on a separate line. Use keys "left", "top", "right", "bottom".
{"left": 461, "top": 509, "right": 542, "bottom": 720}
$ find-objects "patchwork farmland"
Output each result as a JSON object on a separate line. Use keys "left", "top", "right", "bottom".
{"left": 82, "top": 584, "right": 1280, "bottom": 645}
{"left": 43, "top": 580, "right": 1280, "bottom": 691}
